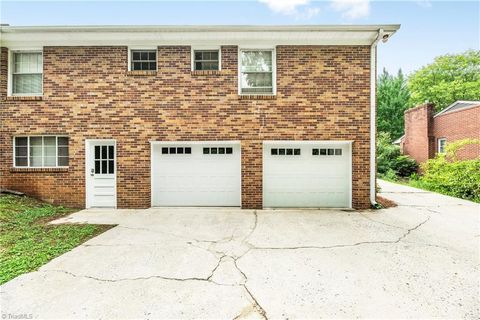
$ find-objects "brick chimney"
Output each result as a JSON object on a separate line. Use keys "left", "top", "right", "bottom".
{"left": 402, "top": 103, "right": 435, "bottom": 164}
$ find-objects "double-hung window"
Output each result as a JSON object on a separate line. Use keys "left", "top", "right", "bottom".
{"left": 14, "top": 136, "right": 69, "bottom": 167}
{"left": 438, "top": 138, "right": 447, "bottom": 153}
{"left": 11, "top": 51, "right": 43, "bottom": 96}
{"left": 193, "top": 50, "right": 220, "bottom": 71}
{"left": 130, "top": 50, "right": 157, "bottom": 71}
{"left": 239, "top": 49, "right": 275, "bottom": 94}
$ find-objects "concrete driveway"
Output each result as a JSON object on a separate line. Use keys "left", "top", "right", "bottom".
{"left": 1, "top": 180, "right": 479, "bottom": 319}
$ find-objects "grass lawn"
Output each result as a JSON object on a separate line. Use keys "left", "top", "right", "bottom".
{"left": 0, "top": 194, "right": 113, "bottom": 284}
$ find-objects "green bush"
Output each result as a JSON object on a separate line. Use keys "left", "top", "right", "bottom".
{"left": 419, "top": 139, "right": 480, "bottom": 202}
{"left": 377, "top": 132, "right": 418, "bottom": 177}
{"left": 394, "top": 155, "right": 418, "bottom": 177}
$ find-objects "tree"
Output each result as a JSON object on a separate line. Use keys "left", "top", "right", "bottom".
{"left": 408, "top": 50, "right": 480, "bottom": 112}
{"left": 377, "top": 69, "right": 410, "bottom": 140}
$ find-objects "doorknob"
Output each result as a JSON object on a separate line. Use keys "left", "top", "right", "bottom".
{"left": 90, "top": 168, "right": 94, "bottom": 176}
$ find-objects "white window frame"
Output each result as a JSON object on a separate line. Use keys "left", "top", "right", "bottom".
{"left": 13, "top": 135, "right": 69, "bottom": 168}
{"left": 127, "top": 46, "right": 158, "bottom": 71}
{"left": 8, "top": 48, "right": 44, "bottom": 97}
{"left": 438, "top": 138, "right": 447, "bottom": 153}
{"left": 191, "top": 46, "right": 221, "bottom": 71}
{"left": 238, "top": 47, "right": 276, "bottom": 96}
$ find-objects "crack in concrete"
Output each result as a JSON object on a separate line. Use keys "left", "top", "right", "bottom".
{"left": 249, "top": 216, "right": 431, "bottom": 251}
{"left": 42, "top": 268, "right": 237, "bottom": 287}
{"left": 241, "top": 284, "right": 268, "bottom": 320}
{"left": 41, "top": 209, "right": 433, "bottom": 320}
{"left": 358, "top": 213, "right": 405, "bottom": 229}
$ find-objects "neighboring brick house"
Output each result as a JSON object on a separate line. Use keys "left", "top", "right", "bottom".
{"left": 399, "top": 101, "right": 480, "bottom": 163}
{"left": 0, "top": 25, "right": 399, "bottom": 209}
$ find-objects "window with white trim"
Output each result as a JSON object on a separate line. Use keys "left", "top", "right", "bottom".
{"left": 130, "top": 50, "right": 157, "bottom": 71}
{"left": 239, "top": 49, "right": 274, "bottom": 94}
{"left": 14, "top": 136, "right": 69, "bottom": 167}
{"left": 11, "top": 51, "right": 43, "bottom": 95}
{"left": 193, "top": 50, "right": 220, "bottom": 71}
{"left": 438, "top": 138, "right": 447, "bottom": 153}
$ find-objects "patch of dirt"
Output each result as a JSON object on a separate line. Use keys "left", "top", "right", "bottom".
{"left": 376, "top": 195, "right": 397, "bottom": 208}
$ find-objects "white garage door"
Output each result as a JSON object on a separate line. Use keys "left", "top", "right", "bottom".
{"left": 263, "top": 141, "right": 352, "bottom": 208}
{"left": 151, "top": 142, "right": 241, "bottom": 207}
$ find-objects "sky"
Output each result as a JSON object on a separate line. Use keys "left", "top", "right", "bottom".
{"left": 0, "top": 0, "right": 478, "bottom": 75}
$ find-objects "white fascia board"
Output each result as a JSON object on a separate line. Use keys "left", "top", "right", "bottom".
{"left": 0, "top": 25, "right": 400, "bottom": 47}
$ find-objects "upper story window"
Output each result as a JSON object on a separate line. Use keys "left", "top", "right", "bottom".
{"left": 438, "top": 138, "right": 447, "bottom": 153}
{"left": 11, "top": 51, "right": 43, "bottom": 96}
{"left": 193, "top": 50, "right": 220, "bottom": 71}
{"left": 14, "top": 136, "right": 69, "bottom": 167}
{"left": 239, "top": 49, "right": 275, "bottom": 95}
{"left": 130, "top": 49, "right": 157, "bottom": 71}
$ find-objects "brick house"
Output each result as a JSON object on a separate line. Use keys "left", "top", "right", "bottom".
{"left": 0, "top": 25, "right": 399, "bottom": 209}
{"left": 399, "top": 101, "right": 480, "bottom": 163}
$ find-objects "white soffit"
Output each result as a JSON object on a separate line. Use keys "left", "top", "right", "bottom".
{"left": 0, "top": 25, "right": 400, "bottom": 47}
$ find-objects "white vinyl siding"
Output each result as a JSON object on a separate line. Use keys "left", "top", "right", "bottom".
{"left": 11, "top": 51, "right": 43, "bottom": 95}
{"left": 14, "top": 136, "right": 69, "bottom": 168}
{"left": 239, "top": 49, "right": 275, "bottom": 94}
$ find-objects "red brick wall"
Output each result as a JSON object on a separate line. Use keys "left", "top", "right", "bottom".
{"left": 403, "top": 104, "right": 435, "bottom": 164}
{"left": 0, "top": 45, "right": 372, "bottom": 209}
{"left": 433, "top": 105, "right": 480, "bottom": 160}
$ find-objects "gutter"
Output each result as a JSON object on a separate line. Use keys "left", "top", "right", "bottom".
{"left": 369, "top": 29, "right": 386, "bottom": 206}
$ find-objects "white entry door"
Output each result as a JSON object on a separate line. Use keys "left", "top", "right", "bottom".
{"left": 263, "top": 141, "right": 352, "bottom": 208}
{"left": 86, "top": 140, "right": 117, "bottom": 208}
{"left": 151, "top": 142, "right": 241, "bottom": 207}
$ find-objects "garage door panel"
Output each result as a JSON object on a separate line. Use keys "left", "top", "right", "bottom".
{"left": 264, "top": 142, "right": 351, "bottom": 208}
{"left": 151, "top": 143, "right": 241, "bottom": 207}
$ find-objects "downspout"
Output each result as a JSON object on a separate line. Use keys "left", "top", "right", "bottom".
{"left": 370, "top": 29, "right": 385, "bottom": 206}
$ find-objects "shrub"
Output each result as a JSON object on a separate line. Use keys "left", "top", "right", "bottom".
{"left": 420, "top": 139, "right": 480, "bottom": 202}
{"left": 377, "top": 132, "right": 418, "bottom": 177}
{"left": 393, "top": 155, "right": 418, "bottom": 177}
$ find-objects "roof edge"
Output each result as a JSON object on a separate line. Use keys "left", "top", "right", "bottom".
{"left": 434, "top": 101, "right": 480, "bottom": 118}
{"left": 0, "top": 24, "right": 401, "bottom": 33}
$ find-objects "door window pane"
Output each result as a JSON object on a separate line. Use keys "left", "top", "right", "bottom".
{"left": 101, "top": 160, "right": 107, "bottom": 174}
{"left": 95, "top": 146, "right": 100, "bottom": 159}
{"left": 108, "top": 160, "right": 114, "bottom": 174}
{"left": 95, "top": 160, "right": 100, "bottom": 174}
{"left": 101, "top": 146, "right": 108, "bottom": 159}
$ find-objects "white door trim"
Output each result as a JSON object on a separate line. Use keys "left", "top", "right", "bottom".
{"left": 263, "top": 140, "right": 353, "bottom": 209}
{"left": 85, "top": 139, "right": 117, "bottom": 208}
{"left": 150, "top": 140, "right": 242, "bottom": 207}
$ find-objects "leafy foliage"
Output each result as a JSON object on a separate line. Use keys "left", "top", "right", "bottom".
{"left": 408, "top": 50, "right": 480, "bottom": 112}
{"left": 0, "top": 195, "right": 112, "bottom": 284}
{"left": 377, "top": 69, "right": 411, "bottom": 140}
{"left": 411, "top": 139, "right": 480, "bottom": 202}
{"left": 377, "top": 132, "right": 418, "bottom": 178}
